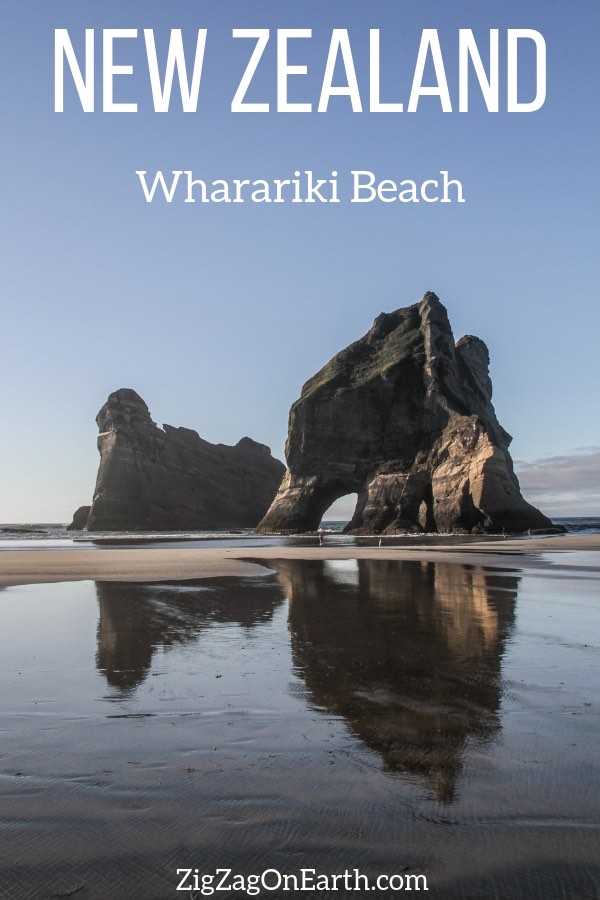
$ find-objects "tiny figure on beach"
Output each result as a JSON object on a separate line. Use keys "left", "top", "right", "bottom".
{"left": 378, "top": 537, "right": 383, "bottom": 547}
{"left": 318, "top": 529, "right": 324, "bottom": 546}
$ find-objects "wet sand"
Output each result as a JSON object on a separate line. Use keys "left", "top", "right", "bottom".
{"left": 0, "top": 533, "right": 599, "bottom": 586}
{"left": 0, "top": 541, "right": 598, "bottom": 898}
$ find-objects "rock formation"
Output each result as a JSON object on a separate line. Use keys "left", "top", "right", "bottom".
{"left": 258, "top": 292, "right": 554, "bottom": 534}
{"left": 67, "top": 506, "right": 91, "bottom": 530}
{"left": 73, "top": 389, "right": 285, "bottom": 531}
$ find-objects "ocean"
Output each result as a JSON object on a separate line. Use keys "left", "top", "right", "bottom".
{"left": 0, "top": 517, "right": 598, "bottom": 550}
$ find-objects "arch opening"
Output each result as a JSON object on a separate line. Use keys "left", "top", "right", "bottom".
{"left": 319, "top": 493, "right": 359, "bottom": 532}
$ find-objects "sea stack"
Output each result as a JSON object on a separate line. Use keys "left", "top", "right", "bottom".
{"left": 72, "top": 389, "right": 285, "bottom": 531}
{"left": 67, "top": 505, "right": 91, "bottom": 530}
{"left": 257, "top": 292, "right": 554, "bottom": 535}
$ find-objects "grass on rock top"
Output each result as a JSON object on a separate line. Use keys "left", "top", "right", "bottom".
{"left": 299, "top": 306, "right": 425, "bottom": 400}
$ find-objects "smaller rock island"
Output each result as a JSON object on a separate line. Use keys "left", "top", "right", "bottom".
{"left": 69, "top": 389, "right": 285, "bottom": 531}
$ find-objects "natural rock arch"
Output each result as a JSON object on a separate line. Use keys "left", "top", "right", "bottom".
{"left": 258, "top": 292, "right": 555, "bottom": 535}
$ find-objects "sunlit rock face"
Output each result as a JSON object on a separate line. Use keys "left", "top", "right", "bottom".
{"left": 258, "top": 292, "right": 554, "bottom": 534}
{"left": 73, "top": 388, "right": 285, "bottom": 531}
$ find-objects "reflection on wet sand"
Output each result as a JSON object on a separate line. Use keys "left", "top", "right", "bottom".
{"left": 95, "top": 576, "right": 283, "bottom": 694}
{"left": 3, "top": 558, "right": 598, "bottom": 899}
{"left": 94, "top": 559, "right": 519, "bottom": 802}
{"left": 269, "top": 558, "right": 519, "bottom": 803}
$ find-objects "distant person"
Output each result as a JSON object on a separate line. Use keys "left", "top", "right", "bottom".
{"left": 318, "top": 529, "right": 324, "bottom": 546}
{"left": 378, "top": 537, "right": 383, "bottom": 547}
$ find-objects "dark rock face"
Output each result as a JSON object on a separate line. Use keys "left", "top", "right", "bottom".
{"left": 77, "top": 389, "right": 285, "bottom": 531}
{"left": 67, "top": 506, "right": 91, "bottom": 530}
{"left": 258, "top": 292, "right": 553, "bottom": 534}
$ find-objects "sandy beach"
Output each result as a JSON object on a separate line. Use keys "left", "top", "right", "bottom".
{"left": 1, "top": 535, "right": 598, "bottom": 899}
{"left": 0, "top": 533, "right": 598, "bottom": 586}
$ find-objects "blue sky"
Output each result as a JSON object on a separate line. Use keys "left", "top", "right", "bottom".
{"left": 1, "top": 0, "right": 598, "bottom": 521}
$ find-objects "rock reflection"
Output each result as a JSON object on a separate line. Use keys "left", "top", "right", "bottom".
{"left": 95, "top": 577, "right": 282, "bottom": 695}
{"left": 270, "top": 558, "right": 519, "bottom": 803}
{"left": 94, "top": 559, "right": 519, "bottom": 802}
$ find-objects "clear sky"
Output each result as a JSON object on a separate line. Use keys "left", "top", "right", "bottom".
{"left": 1, "top": 0, "right": 598, "bottom": 522}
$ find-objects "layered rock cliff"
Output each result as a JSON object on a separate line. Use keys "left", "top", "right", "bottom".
{"left": 258, "top": 292, "right": 553, "bottom": 534}
{"left": 74, "top": 389, "right": 285, "bottom": 531}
